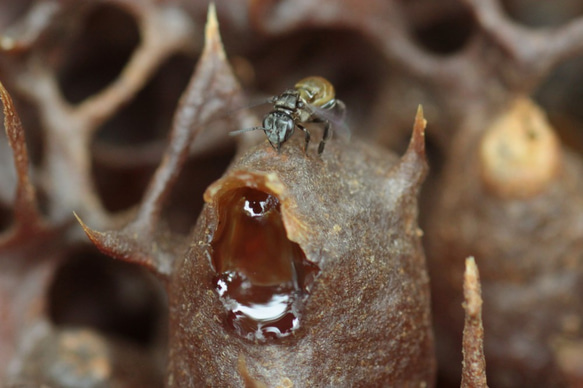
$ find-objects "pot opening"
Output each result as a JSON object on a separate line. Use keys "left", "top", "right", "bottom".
{"left": 211, "top": 187, "right": 318, "bottom": 341}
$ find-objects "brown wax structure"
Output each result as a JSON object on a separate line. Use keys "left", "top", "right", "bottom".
{"left": 167, "top": 112, "right": 435, "bottom": 385}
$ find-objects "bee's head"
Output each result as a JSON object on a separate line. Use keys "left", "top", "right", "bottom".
{"left": 263, "top": 111, "right": 295, "bottom": 150}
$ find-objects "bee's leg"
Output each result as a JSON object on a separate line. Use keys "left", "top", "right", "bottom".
{"left": 310, "top": 118, "right": 331, "bottom": 155}
{"left": 320, "top": 121, "right": 332, "bottom": 154}
{"left": 297, "top": 124, "right": 311, "bottom": 153}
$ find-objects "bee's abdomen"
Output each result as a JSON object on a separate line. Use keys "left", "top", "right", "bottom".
{"left": 295, "top": 76, "right": 335, "bottom": 108}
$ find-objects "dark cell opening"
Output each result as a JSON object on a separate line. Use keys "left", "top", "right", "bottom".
{"left": 48, "top": 249, "right": 166, "bottom": 346}
{"left": 534, "top": 56, "right": 583, "bottom": 154}
{"left": 94, "top": 54, "right": 195, "bottom": 147}
{"left": 163, "top": 150, "right": 236, "bottom": 235}
{"left": 91, "top": 162, "right": 155, "bottom": 213}
{"left": 57, "top": 5, "right": 140, "bottom": 104}
{"left": 90, "top": 54, "right": 197, "bottom": 214}
{"left": 0, "top": 203, "right": 12, "bottom": 233}
{"left": 211, "top": 188, "right": 318, "bottom": 341}
{"left": 502, "top": 0, "right": 583, "bottom": 28}
{"left": 411, "top": 7, "right": 475, "bottom": 55}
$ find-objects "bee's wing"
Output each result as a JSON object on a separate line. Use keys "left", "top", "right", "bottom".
{"left": 308, "top": 101, "right": 351, "bottom": 140}
{"left": 218, "top": 96, "right": 271, "bottom": 122}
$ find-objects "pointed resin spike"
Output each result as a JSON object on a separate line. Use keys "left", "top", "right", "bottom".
{"left": 167, "top": 111, "right": 434, "bottom": 386}
{"left": 389, "top": 105, "right": 428, "bottom": 190}
{"left": 384, "top": 105, "right": 428, "bottom": 217}
{"left": 134, "top": 1, "right": 242, "bottom": 228}
{"left": 78, "top": 3, "right": 245, "bottom": 280}
{"left": 410, "top": 104, "right": 428, "bottom": 157}
{"left": 74, "top": 213, "right": 174, "bottom": 278}
{"left": 0, "top": 81, "right": 41, "bottom": 228}
{"left": 461, "top": 257, "right": 488, "bottom": 388}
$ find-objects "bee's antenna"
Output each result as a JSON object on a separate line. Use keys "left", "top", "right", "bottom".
{"left": 229, "top": 126, "right": 264, "bottom": 136}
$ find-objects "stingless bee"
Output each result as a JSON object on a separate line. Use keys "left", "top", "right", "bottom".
{"left": 229, "top": 76, "right": 346, "bottom": 155}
